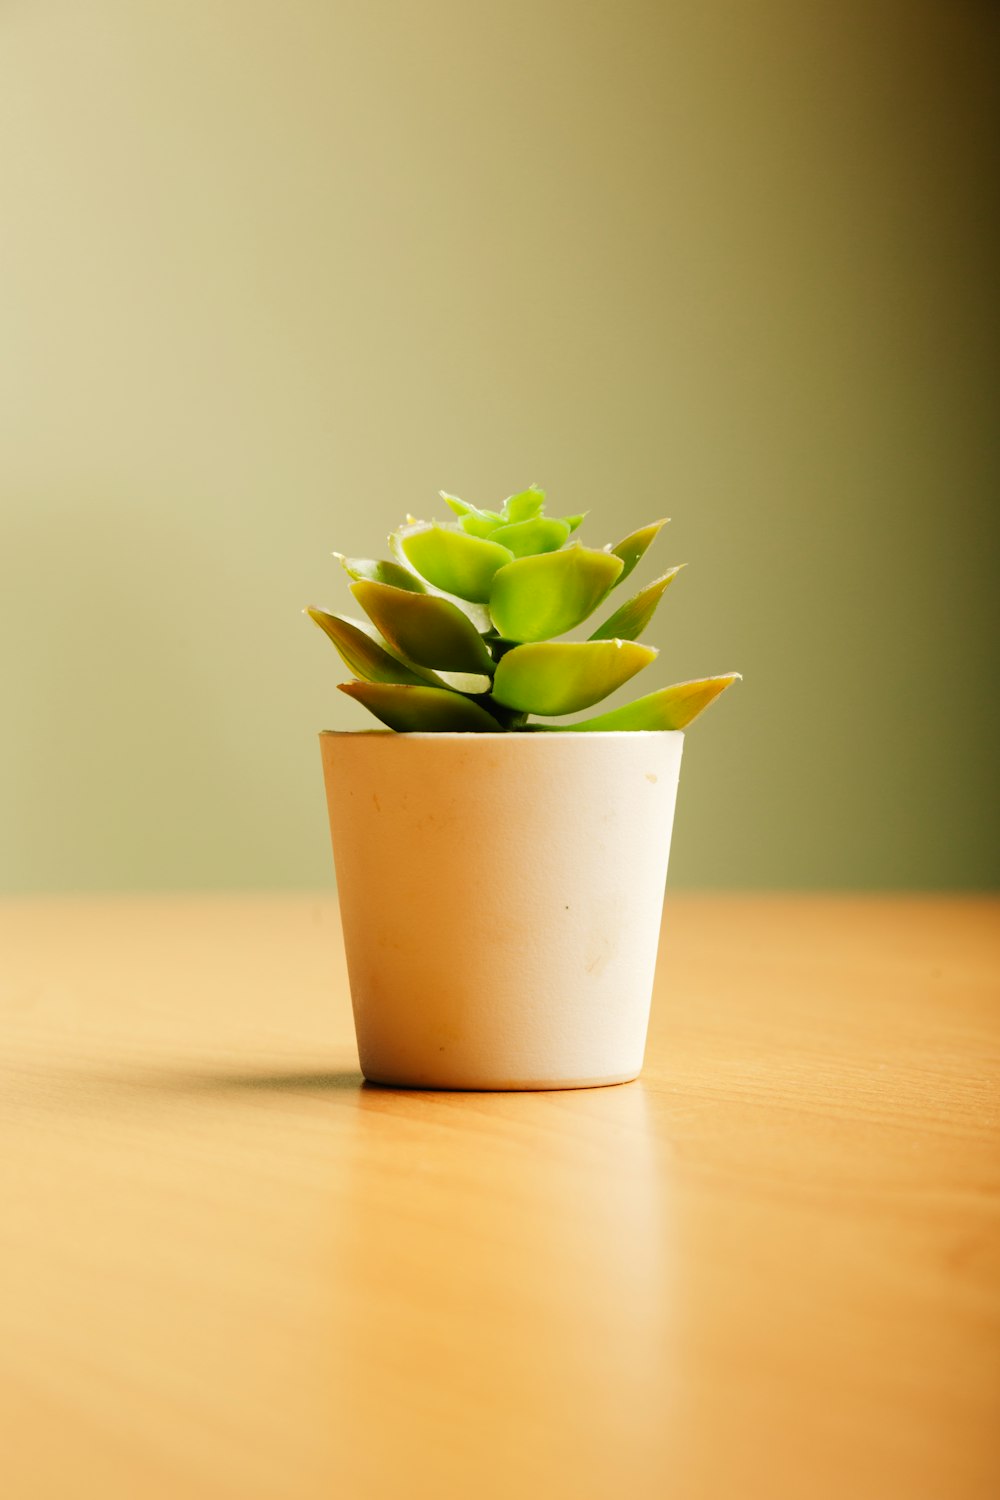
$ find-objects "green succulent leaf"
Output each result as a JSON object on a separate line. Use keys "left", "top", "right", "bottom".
{"left": 429, "top": 670, "right": 494, "bottom": 694}
{"left": 388, "top": 528, "right": 491, "bottom": 631}
{"left": 335, "top": 554, "right": 426, "bottom": 592}
{"left": 306, "top": 607, "right": 428, "bottom": 685}
{"left": 538, "top": 674, "right": 742, "bottom": 731}
{"left": 351, "top": 580, "right": 496, "bottom": 675}
{"left": 562, "top": 513, "right": 586, "bottom": 533}
{"left": 610, "top": 518, "right": 669, "bottom": 584}
{"left": 489, "top": 517, "right": 570, "bottom": 558}
{"left": 502, "top": 487, "right": 546, "bottom": 523}
{"left": 458, "top": 515, "right": 505, "bottom": 539}
{"left": 340, "top": 681, "right": 504, "bottom": 732}
{"left": 441, "top": 493, "right": 506, "bottom": 538}
{"left": 308, "top": 607, "right": 490, "bottom": 693}
{"left": 491, "top": 639, "right": 657, "bottom": 715}
{"left": 489, "top": 546, "right": 624, "bottom": 642}
{"left": 400, "top": 525, "right": 513, "bottom": 602}
{"left": 588, "top": 566, "right": 684, "bottom": 641}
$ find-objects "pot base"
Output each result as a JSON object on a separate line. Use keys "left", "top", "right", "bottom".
{"left": 360, "top": 1068, "right": 641, "bottom": 1092}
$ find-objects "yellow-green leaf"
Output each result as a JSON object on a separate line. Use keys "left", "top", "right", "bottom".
{"left": 544, "top": 674, "right": 742, "bottom": 730}
{"left": 491, "top": 640, "right": 657, "bottom": 715}
{"left": 335, "top": 555, "right": 426, "bottom": 592}
{"left": 388, "top": 528, "right": 492, "bottom": 631}
{"left": 339, "top": 681, "right": 503, "bottom": 732}
{"left": 441, "top": 493, "right": 505, "bottom": 538}
{"left": 490, "top": 517, "right": 570, "bottom": 557}
{"left": 401, "top": 525, "right": 513, "bottom": 601}
{"left": 306, "top": 609, "right": 429, "bottom": 685}
{"left": 588, "top": 566, "right": 684, "bottom": 641}
{"left": 351, "top": 580, "right": 495, "bottom": 674}
{"left": 489, "top": 546, "right": 624, "bottom": 642}
{"left": 502, "top": 487, "right": 546, "bottom": 523}
{"left": 306, "top": 609, "right": 490, "bottom": 693}
{"left": 610, "top": 518, "right": 669, "bottom": 583}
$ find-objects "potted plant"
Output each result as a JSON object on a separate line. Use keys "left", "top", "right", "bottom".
{"left": 307, "top": 487, "right": 739, "bottom": 1090}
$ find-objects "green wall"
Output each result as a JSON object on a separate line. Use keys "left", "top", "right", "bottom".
{"left": 2, "top": 1, "right": 997, "bottom": 892}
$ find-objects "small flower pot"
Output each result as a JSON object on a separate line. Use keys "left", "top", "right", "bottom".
{"left": 320, "top": 730, "right": 683, "bottom": 1090}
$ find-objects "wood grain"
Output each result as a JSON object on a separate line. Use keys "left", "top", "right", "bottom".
{"left": 1, "top": 895, "right": 998, "bottom": 1500}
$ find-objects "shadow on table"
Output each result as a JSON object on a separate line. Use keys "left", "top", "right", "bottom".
{"left": 155, "top": 1068, "right": 366, "bottom": 1094}
{"left": 110, "top": 1067, "right": 653, "bottom": 1100}
{"left": 5, "top": 1062, "right": 367, "bottom": 1104}
{"left": 20, "top": 1062, "right": 663, "bottom": 1110}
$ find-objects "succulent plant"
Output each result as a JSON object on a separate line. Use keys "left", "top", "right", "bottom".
{"left": 307, "top": 487, "right": 740, "bottom": 732}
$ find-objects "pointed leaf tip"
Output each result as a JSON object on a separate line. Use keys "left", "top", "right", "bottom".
{"left": 588, "top": 565, "right": 685, "bottom": 641}
{"left": 610, "top": 519, "right": 670, "bottom": 583}
{"left": 305, "top": 607, "right": 430, "bottom": 686}
{"left": 538, "top": 674, "right": 741, "bottom": 732}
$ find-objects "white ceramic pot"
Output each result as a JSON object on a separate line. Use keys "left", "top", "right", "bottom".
{"left": 320, "top": 730, "right": 683, "bottom": 1090}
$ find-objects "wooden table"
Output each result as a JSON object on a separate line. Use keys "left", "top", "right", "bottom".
{"left": 1, "top": 895, "right": 997, "bottom": 1499}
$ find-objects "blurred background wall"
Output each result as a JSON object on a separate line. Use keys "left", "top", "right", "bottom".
{"left": 1, "top": 0, "right": 997, "bottom": 893}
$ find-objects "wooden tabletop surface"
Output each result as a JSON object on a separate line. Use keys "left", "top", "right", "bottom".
{"left": 1, "top": 894, "right": 997, "bottom": 1500}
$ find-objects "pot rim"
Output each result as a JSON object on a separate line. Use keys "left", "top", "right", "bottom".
{"left": 319, "top": 729, "right": 684, "bottom": 739}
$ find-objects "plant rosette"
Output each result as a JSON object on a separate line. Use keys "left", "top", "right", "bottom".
{"left": 308, "top": 487, "right": 740, "bottom": 1090}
